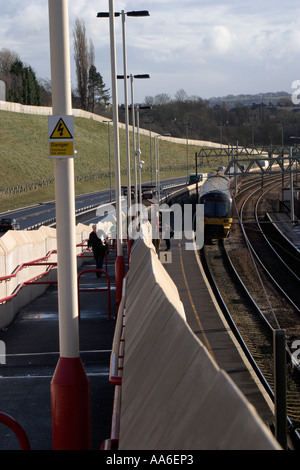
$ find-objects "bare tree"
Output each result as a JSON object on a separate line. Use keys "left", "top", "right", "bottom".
{"left": 175, "top": 89, "right": 189, "bottom": 102}
{"left": 73, "top": 18, "right": 92, "bottom": 110}
{"left": 73, "top": 18, "right": 110, "bottom": 112}
{"left": 0, "top": 48, "right": 20, "bottom": 74}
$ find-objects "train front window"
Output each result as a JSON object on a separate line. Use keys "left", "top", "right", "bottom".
{"left": 204, "top": 201, "right": 215, "bottom": 217}
{"left": 215, "top": 201, "right": 228, "bottom": 217}
{"left": 203, "top": 200, "right": 230, "bottom": 218}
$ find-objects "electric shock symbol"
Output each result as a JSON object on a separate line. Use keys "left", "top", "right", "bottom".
{"left": 50, "top": 118, "right": 73, "bottom": 139}
{"left": 57, "top": 122, "right": 64, "bottom": 137}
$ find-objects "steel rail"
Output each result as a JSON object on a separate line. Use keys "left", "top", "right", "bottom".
{"left": 239, "top": 185, "right": 300, "bottom": 316}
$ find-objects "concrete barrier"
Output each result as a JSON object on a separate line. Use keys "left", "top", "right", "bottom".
{"left": 0, "top": 223, "right": 90, "bottom": 329}
{"left": 117, "top": 235, "right": 280, "bottom": 450}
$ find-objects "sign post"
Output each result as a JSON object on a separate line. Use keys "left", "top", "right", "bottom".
{"left": 48, "top": 0, "right": 91, "bottom": 450}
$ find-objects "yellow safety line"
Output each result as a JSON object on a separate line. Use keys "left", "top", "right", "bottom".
{"left": 178, "top": 242, "right": 215, "bottom": 360}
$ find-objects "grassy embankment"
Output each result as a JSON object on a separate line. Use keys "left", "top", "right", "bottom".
{"left": 0, "top": 110, "right": 225, "bottom": 213}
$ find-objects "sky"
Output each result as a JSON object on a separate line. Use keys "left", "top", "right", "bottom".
{"left": 1, "top": 0, "right": 300, "bottom": 104}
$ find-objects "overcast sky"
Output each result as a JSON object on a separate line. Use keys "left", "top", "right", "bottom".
{"left": 1, "top": 0, "right": 300, "bottom": 103}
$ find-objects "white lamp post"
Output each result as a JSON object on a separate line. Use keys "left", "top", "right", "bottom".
{"left": 48, "top": 0, "right": 91, "bottom": 449}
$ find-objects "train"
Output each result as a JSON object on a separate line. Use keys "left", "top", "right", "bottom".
{"left": 199, "top": 173, "right": 236, "bottom": 242}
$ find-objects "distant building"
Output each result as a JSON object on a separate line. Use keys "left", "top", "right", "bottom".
{"left": 0, "top": 81, "right": 6, "bottom": 101}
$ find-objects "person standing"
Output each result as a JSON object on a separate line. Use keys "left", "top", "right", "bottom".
{"left": 88, "top": 224, "right": 107, "bottom": 277}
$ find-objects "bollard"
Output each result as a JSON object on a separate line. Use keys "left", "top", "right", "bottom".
{"left": 51, "top": 357, "right": 91, "bottom": 450}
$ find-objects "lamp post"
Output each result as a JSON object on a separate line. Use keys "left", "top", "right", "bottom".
{"left": 97, "top": 7, "right": 149, "bottom": 274}
{"left": 146, "top": 121, "right": 155, "bottom": 186}
{"left": 97, "top": 10, "right": 149, "bottom": 207}
{"left": 103, "top": 120, "right": 112, "bottom": 201}
{"left": 154, "top": 134, "right": 171, "bottom": 202}
{"left": 48, "top": 0, "right": 91, "bottom": 449}
{"left": 97, "top": 1, "right": 125, "bottom": 308}
{"left": 130, "top": 75, "right": 150, "bottom": 205}
{"left": 136, "top": 104, "right": 151, "bottom": 205}
{"left": 117, "top": 74, "right": 150, "bottom": 206}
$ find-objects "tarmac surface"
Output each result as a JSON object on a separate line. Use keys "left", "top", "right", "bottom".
{"left": 0, "top": 254, "right": 116, "bottom": 450}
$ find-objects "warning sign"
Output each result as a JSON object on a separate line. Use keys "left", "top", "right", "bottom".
{"left": 50, "top": 141, "right": 74, "bottom": 157}
{"left": 48, "top": 115, "right": 74, "bottom": 159}
{"left": 50, "top": 118, "right": 73, "bottom": 139}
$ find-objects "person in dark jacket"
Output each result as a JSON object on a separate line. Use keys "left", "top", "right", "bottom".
{"left": 88, "top": 224, "right": 107, "bottom": 277}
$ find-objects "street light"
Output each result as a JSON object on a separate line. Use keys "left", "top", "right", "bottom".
{"left": 117, "top": 74, "right": 150, "bottom": 205}
{"left": 98, "top": 11, "right": 149, "bottom": 209}
{"left": 145, "top": 121, "right": 155, "bottom": 185}
{"left": 103, "top": 120, "right": 112, "bottom": 201}
{"left": 154, "top": 133, "right": 171, "bottom": 202}
{"left": 48, "top": 0, "right": 91, "bottom": 449}
{"left": 97, "top": 10, "right": 149, "bottom": 18}
{"left": 130, "top": 75, "right": 150, "bottom": 206}
{"left": 136, "top": 104, "right": 151, "bottom": 205}
{"left": 97, "top": 6, "right": 149, "bottom": 305}
{"left": 97, "top": 1, "right": 125, "bottom": 308}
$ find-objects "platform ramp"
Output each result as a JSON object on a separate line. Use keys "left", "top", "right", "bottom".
{"left": 117, "top": 235, "right": 281, "bottom": 450}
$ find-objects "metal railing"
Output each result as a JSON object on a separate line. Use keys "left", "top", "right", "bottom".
{"left": 0, "top": 243, "right": 86, "bottom": 304}
{"left": 77, "top": 269, "right": 111, "bottom": 320}
{"left": 101, "top": 277, "right": 127, "bottom": 450}
{"left": 0, "top": 412, "right": 31, "bottom": 450}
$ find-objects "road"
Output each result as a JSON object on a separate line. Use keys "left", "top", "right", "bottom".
{"left": 0, "top": 177, "right": 187, "bottom": 229}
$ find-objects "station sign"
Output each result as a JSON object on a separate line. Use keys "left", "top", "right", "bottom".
{"left": 48, "top": 115, "right": 74, "bottom": 159}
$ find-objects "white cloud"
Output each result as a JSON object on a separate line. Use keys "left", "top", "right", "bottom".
{"left": 0, "top": 0, "right": 299, "bottom": 101}
{"left": 202, "top": 26, "right": 237, "bottom": 54}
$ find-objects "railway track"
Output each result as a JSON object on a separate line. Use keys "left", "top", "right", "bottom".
{"left": 201, "top": 173, "right": 300, "bottom": 447}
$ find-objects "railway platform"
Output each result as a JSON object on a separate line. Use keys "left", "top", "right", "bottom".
{"left": 266, "top": 211, "right": 300, "bottom": 253}
{"left": 160, "top": 237, "right": 276, "bottom": 430}
{"left": 0, "top": 254, "right": 116, "bottom": 450}
{"left": 0, "top": 228, "right": 289, "bottom": 450}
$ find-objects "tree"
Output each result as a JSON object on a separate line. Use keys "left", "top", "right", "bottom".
{"left": 73, "top": 18, "right": 110, "bottom": 112}
{"left": 73, "top": 18, "right": 95, "bottom": 110}
{"left": 175, "top": 89, "right": 188, "bottom": 102}
{"left": 73, "top": 18, "right": 89, "bottom": 110}
{"left": 0, "top": 48, "right": 20, "bottom": 74}
{"left": 5, "top": 59, "right": 40, "bottom": 105}
{"left": 87, "top": 65, "right": 110, "bottom": 112}
{"left": 22, "top": 66, "right": 41, "bottom": 105}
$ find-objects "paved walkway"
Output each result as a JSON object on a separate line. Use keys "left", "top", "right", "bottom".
{"left": 0, "top": 255, "right": 116, "bottom": 450}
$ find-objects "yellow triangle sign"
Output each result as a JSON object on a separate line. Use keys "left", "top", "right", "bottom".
{"left": 50, "top": 118, "right": 73, "bottom": 139}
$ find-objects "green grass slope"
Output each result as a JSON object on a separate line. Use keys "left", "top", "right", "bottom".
{"left": 0, "top": 109, "right": 210, "bottom": 212}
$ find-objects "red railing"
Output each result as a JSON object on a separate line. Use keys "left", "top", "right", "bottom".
{"left": 0, "top": 240, "right": 117, "bottom": 321}
{"left": 0, "top": 242, "right": 89, "bottom": 305}
{"left": 77, "top": 269, "right": 111, "bottom": 320}
{"left": 101, "top": 277, "right": 127, "bottom": 450}
{"left": 0, "top": 412, "right": 31, "bottom": 450}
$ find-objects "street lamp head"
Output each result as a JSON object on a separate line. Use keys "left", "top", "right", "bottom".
{"left": 97, "top": 12, "right": 120, "bottom": 17}
{"left": 117, "top": 74, "right": 150, "bottom": 80}
{"left": 134, "top": 74, "right": 150, "bottom": 79}
{"left": 97, "top": 10, "right": 149, "bottom": 18}
{"left": 127, "top": 11, "right": 150, "bottom": 17}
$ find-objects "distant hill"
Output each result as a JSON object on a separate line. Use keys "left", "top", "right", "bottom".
{"left": 208, "top": 91, "right": 292, "bottom": 108}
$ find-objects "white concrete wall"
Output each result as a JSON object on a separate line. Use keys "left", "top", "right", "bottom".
{"left": 0, "top": 100, "right": 225, "bottom": 149}
{"left": 0, "top": 223, "right": 90, "bottom": 329}
{"left": 117, "top": 235, "right": 280, "bottom": 450}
